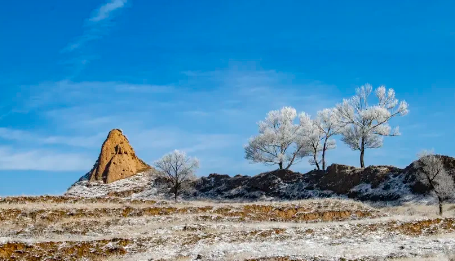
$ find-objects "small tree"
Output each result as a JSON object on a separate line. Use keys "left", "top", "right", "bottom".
{"left": 298, "top": 109, "right": 341, "bottom": 171}
{"left": 244, "top": 107, "right": 309, "bottom": 170}
{"left": 154, "top": 150, "right": 199, "bottom": 202}
{"left": 415, "top": 150, "right": 454, "bottom": 215}
{"left": 299, "top": 114, "right": 323, "bottom": 170}
{"left": 335, "top": 84, "right": 409, "bottom": 168}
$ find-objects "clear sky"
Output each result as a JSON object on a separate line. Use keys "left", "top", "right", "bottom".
{"left": 0, "top": 0, "right": 454, "bottom": 196}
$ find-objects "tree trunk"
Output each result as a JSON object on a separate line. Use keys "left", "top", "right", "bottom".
{"left": 174, "top": 183, "right": 179, "bottom": 203}
{"left": 278, "top": 162, "right": 283, "bottom": 170}
{"left": 314, "top": 153, "right": 320, "bottom": 170}
{"left": 360, "top": 137, "right": 365, "bottom": 168}
{"left": 438, "top": 196, "right": 443, "bottom": 216}
{"left": 322, "top": 138, "right": 327, "bottom": 171}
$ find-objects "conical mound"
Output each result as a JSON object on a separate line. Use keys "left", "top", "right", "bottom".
{"left": 88, "top": 129, "right": 151, "bottom": 183}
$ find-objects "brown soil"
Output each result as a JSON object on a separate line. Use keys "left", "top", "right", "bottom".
{"left": 0, "top": 238, "right": 134, "bottom": 261}
{"left": 0, "top": 196, "right": 156, "bottom": 205}
{"left": 0, "top": 205, "right": 380, "bottom": 225}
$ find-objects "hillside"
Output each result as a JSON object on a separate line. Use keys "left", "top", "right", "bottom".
{"left": 66, "top": 155, "right": 455, "bottom": 203}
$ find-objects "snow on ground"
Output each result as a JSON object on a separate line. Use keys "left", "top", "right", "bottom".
{"left": 40, "top": 169, "right": 455, "bottom": 260}
{"left": 66, "top": 171, "right": 155, "bottom": 198}
{"left": 1, "top": 197, "right": 455, "bottom": 260}
{"left": 65, "top": 167, "right": 427, "bottom": 204}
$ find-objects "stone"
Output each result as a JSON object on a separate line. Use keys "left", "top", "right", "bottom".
{"left": 88, "top": 129, "right": 151, "bottom": 183}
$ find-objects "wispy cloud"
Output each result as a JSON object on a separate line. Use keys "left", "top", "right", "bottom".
{"left": 62, "top": 0, "right": 129, "bottom": 75}
{"left": 0, "top": 128, "right": 106, "bottom": 149}
{"left": 21, "top": 80, "right": 173, "bottom": 112}
{"left": 7, "top": 66, "right": 348, "bottom": 175}
{"left": 181, "top": 110, "right": 211, "bottom": 117}
{"left": 181, "top": 69, "right": 339, "bottom": 113}
{"left": 64, "top": 0, "right": 128, "bottom": 52}
{"left": 419, "top": 132, "right": 444, "bottom": 138}
{"left": 127, "top": 128, "right": 239, "bottom": 152}
{"left": 179, "top": 134, "right": 240, "bottom": 153}
{"left": 0, "top": 147, "right": 92, "bottom": 171}
{"left": 90, "top": 0, "right": 128, "bottom": 23}
{"left": 115, "top": 84, "right": 175, "bottom": 93}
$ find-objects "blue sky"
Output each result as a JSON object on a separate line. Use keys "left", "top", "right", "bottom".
{"left": 0, "top": 0, "right": 454, "bottom": 196}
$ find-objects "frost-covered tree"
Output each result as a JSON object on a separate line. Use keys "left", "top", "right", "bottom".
{"left": 315, "top": 109, "right": 341, "bottom": 170}
{"left": 299, "top": 109, "right": 341, "bottom": 171}
{"left": 299, "top": 112, "right": 323, "bottom": 170}
{"left": 414, "top": 150, "right": 454, "bottom": 215}
{"left": 245, "top": 107, "right": 310, "bottom": 170}
{"left": 154, "top": 150, "right": 199, "bottom": 202}
{"left": 335, "top": 84, "right": 409, "bottom": 168}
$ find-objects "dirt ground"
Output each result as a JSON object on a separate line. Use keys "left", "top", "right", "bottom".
{"left": 1, "top": 196, "right": 455, "bottom": 261}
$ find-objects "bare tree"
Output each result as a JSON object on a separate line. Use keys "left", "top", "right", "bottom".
{"left": 415, "top": 150, "right": 454, "bottom": 215}
{"left": 335, "top": 84, "right": 409, "bottom": 168}
{"left": 154, "top": 150, "right": 199, "bottom": 202}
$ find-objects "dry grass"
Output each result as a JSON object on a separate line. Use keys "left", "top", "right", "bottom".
{"left": 1, "top": 197, "right": 455, "bottom": 260}
{"left": 389, "top": 253, "right": 455, "bottom": 261}
{"left": 381, "top": 202, "right": 455, "bottom": 218}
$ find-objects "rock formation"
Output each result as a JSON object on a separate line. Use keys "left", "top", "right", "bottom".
{"left": 70, "top": 142, "right": 455, "bottom": 201}
{"left": 88, "top": 129, "right": 151, "bottom": 184}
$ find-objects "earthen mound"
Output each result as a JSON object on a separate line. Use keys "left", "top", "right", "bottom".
{"left": 88, "top": 129, "right": 151, "bottom": 183}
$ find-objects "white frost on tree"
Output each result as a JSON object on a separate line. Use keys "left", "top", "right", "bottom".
{"left": 335, "top": 84, "right": 409, "bottom": 168}
{"left": 298, "top": 112, "right": 324, "bottom": 170}
{"left": 154, "top": 150, "right": 199, "bottom": 202}
{"left": 415, "top": 150, "right": 454, "bottom": 215}
{"left": 298, "top": 108, "right": 341, "bottom": 171}
{"left": 244, "top": 107, "right": 310, "bottom": 170}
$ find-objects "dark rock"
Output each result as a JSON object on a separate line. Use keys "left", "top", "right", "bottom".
{"left": 185, "top": 155, "right": 455, "bottom": 202}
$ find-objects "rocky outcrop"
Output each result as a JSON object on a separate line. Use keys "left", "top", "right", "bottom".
{"left": 87, "top": 129, "right": 151, "bottom": 184}
{"left": 315, "top": 164, "right": 402, "bottom": 194}
{"left": 191, "top": 169, "right": 330, "bottom": 200}
{"left": 189, "top": 156, "right": 455, "bottom": 201}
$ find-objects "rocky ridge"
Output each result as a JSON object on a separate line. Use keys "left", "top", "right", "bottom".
{"left": 67, "top": 128, "right": 454, "bottom": 202}
{"left": 67, "top": 155, "right": 455, "bottom": 202}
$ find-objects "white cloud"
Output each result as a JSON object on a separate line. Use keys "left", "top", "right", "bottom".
{"left": 21, "top": 80, "right": 173, "bottom": 112}
{"left": 220, "top": 109, "right": 243, "bottom": 116}
{"left": 90, "top": 0, "right": 128, "bottom": 23}
{"left": 114, "top": 83, "right": 175, "bottom": 93}
{"left": 62, "top": 0, "right": 129, "bottom": 75}
{"left": 0, "top": 128, "right": 34, "bottom": 142}
{"left": 181, "top": 69, "right": 339, "bottom": 114}
{"left": 0, "top": 147, "right": 92, "bottom": 171}
{"left": 179, "top": 134, "right": 240, "bottom": 153}
{"left": 419, "top": 132, "right": 444, "bottom": 138}
{"left": 181, "top": 110, "right": 211, "bottom": 117}
{"left": 0, "top": 128, "right": 106, "bottom": 149}
{"left": 127, "top": 128, "right": 239, "bottom": 153}
{"left": 64, "top": 0, "right": 128, "bottom": 52}
{"left": 0, "top": 125, "right": 241, "bottom": 172}
{"left": 41, "top": 133, "right": 107, "bottom": 148}
{"left": 6, "top": 66, "right": 347, "bottom": 175}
